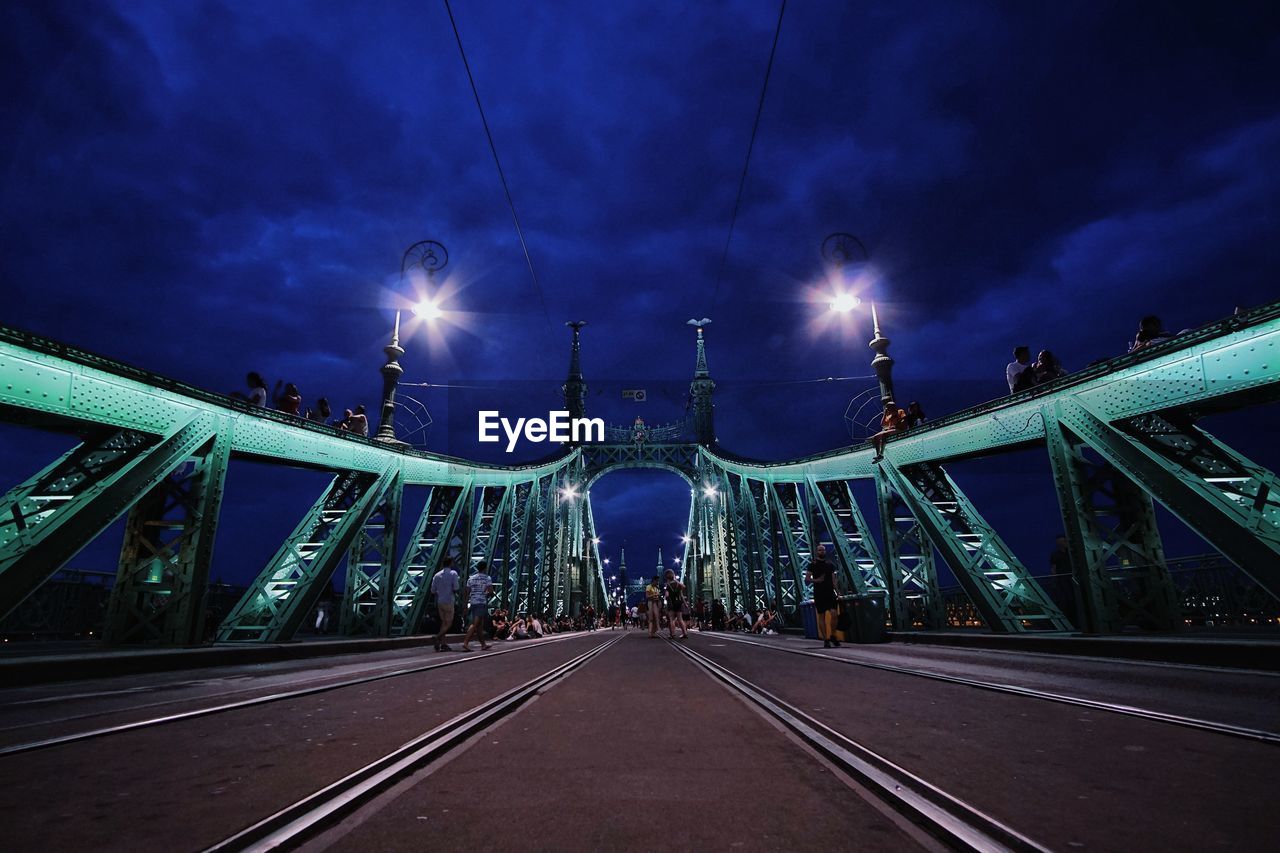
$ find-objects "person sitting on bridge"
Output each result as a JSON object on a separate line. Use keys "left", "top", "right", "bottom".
{"left": 905, "top": 401, "right": 927, "bottom": 428}
{"left": 344, "top": 404, "right": 369, "bottom": 436}
{"left": 1031, "top": 350, "right": 1066, "bottom": 385}
{"left": 306, "top": 397, "right": 332, "bottom": 424}
{"left": 230, "top": 372, "right": 269, "bottom": 406}
{"left": 870, "top": 400, "right": 908, "bottom": 462}
{"left": 273, "top": 380, "right": 302, "bottom": 415}
{"left": 752, "top": 606, "right": 780, "bottom": 634}
{"left": 509, "top": 614, "right": 530, "bottom": 640}
{"left": 1007, "top": 346, "right": 1033, "bottom": 393}
{"left": 711, "top": 598, "right": 727, "bottom": 631}
{"left": 1129, "top": 314, "right": 1175, "bottom": 353}
{"left": 490, "top": 609, "right": 510, "bottom": 640}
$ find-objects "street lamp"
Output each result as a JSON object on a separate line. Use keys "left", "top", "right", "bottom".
{"left": 821, "top": 232, "right": 897, "bottom": 406}
{"left": 376, "top": 239, "right": 448, "bottom": 444}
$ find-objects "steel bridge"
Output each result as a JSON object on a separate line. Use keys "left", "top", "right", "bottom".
{"left": 1, "top": 303, "right": 1277, "bottom": 644}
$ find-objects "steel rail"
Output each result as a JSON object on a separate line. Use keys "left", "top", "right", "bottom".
{"left": 669, "top": 639, "right": 1052, "bottom": 853}
{"left": 203, "top": 633, "right": 622, "bottom": 852}
{"left": 0, "top": 632, "right": 591, "bottom": 757}
{"left": 706, "top": 633, "right": 1280, "bottom": 744}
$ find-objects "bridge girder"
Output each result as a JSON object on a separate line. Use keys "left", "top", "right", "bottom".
{"left": 1, "top": 304, "right": 1278, "bottom": 642}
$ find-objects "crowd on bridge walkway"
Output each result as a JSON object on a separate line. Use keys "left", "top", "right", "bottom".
{"left": 412, "top": 557, "right": 810, "bottom": 651}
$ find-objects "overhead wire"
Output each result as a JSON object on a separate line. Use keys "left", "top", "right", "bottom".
{"left": 711, "top": 0, "right": 788, "bottom": 306}
{"left": 443, "top": 0, "right": 558, "bottom": 354}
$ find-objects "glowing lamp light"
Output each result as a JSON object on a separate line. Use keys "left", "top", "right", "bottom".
{"left": 702, "top": 485, "right": 719, "bottom": 499}
{"left": 830, "top": 292, "right": 861, "bottom": 313}
{"left": 412, "top": 299, "right": 444, "bottom": 321}
{"left": 559, "top": 484, "right": 579, "bottom": 502}
{"left": 681, "top": 535, "right": 692, "bottom": 544}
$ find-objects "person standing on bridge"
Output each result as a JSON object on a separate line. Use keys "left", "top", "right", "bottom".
{"left": 665, "top": 569, "right": 689, "bottom": 640}
{"left": 806, "top": 544, "right": 841, "bottom": 648}
{"left": 645, "top": 575, "right": 662, "bottom": 638}
{"left": 430, "top": 556, "right": 460, "bottom": 652}
{"left": 462, "top": 561, "right": 495, "bottom": 652}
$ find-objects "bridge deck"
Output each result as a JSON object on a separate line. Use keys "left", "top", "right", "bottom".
{"left": 1, "top": 634, "right": 1275, "bottom": 851}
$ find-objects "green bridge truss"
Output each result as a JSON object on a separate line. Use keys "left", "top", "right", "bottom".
{"left": 1, "top": 303, "right": 1277, "bottom": 644}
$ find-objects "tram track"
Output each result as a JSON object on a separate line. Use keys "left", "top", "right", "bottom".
{"left": 0, "top": 632, "right": 592, "bottom": 757}
{"left": 668, "top": 638, "right": 1052, "bottom": 853}
{"left": 202, "top": 633, "right": 624, "bottom": 852}
{"left": 706, "top": 632, "right": 1280, "bottom": 744}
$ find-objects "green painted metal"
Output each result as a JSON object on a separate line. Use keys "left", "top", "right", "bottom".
{"left": 1056, "top": 399, "right": 1280, "bottom": 600}
{"left": 0, "top": 414, "right": 218, "bottom": 624}
{"left": 2, "top": 303, "right": 1278, "bottom": 640}
{"left": 389, "top": 482, "right": 471, "bottom": 636}
{"left": 809, "top": 478, "right": 888, "bottom": 597}
{"left": 500, "top": 480, "right": 534, "bottom": 612}
{"left": 217, "top": 464, "right": 397, "bottom": 642}
{"left": 876, "top": 466, "right": 945, "bottom": 630}
{"left": 105, "top": 419, "right": 234, "bottom": 644}
{"left": 1044, "top": 404, "right": 1177, "bottom": 632}
{"left": 769, "top": 482, "right": 813, "bottom": 614}
{"left": 880, "top": 460, "right": 1074, "bottom": 633}
{"left": 339, "top": 471, "right": 403, "bottom": 638}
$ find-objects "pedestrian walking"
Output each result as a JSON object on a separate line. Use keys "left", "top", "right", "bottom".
{"left": 645, "top": 575, "right": 662, "bottom": 638}
{"left": 805, "top": 544, "right": 841, "bottom": 648}
{"left": 430, "top": 556, "right": 460, "bottom": 652}
{"left": 462, "top": 561, "right": 495, "bottom": 652}
{"left": 665, "top": 569, "right": 688, "bottom": 640}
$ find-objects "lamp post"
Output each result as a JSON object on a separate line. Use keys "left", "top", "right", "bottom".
{"left": 822, "top": 232, "right": 895, "bottom": 404}
{"left": 375, "top": 239, "right": 448, "bottom": 444}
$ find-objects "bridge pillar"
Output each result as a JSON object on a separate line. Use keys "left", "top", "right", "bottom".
{"left": 1056, "top": 400, "right": 1280, "bottom": 605}
{"left": 389, "top": 482, "right": 470, "bottom": 636}
{"left": 105, "top": 420, "right": 233, "bottom": 645}
{"left": 879, "top": 460, "right": 1073, "bottom": 633}
{"left": 1045, "top": 404, "right": 1178, "bottom": 632}
{"left": 340, "top": 472, "right": 403, "bottom": 637}
{"left": 875, "top": 467, "right": 945, "bottom": 629}
{"left": 0, "top": 414, "right": 220, "bottom": 632}
{"left": 218, "top": 464, "right": 397, "bottom": 642}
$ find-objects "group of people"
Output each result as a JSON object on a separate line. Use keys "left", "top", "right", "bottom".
{"left": 1006, "top": 347, "right": 1067, "bottom": 393}
{"left": 229, "top": 372, "right": 369, "bottom": 435}
{"left": 1007, "top": 315, "right": 1181, "bottom": 395}
{"left": 421, "top": 555, "right": 826, "bottom": 649}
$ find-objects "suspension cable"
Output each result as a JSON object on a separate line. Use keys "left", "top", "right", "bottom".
{"left": 712, "top": 0, "right": 787, "bottom": 305}
{"left": 443, "top": 0, "right": 557, "bottom": 349}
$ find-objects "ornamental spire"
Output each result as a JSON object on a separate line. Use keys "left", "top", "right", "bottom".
{"left": 562, "top": 321, "right": 588, "bottom": 422}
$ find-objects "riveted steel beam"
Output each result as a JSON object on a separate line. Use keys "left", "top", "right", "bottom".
{"left": 389, "top": 481, "right": 472, "bottom": 636}
{"left": 218, "top": 463, "right": 398, "bottom": 642}
{"left": 880, "top": 461, "right": 1073, "bottom": 633}
{"left": 1057, "top": 399, "right": 1280, "bottom": 600}
{"left": 875, "top": 466, "right": 944, "bottom": 629}
{"left": 340, "top": 469, "right": 403, "bottom": 638}
{"left": 809, "top": 477, "right": 887, "bottom": 597}
{"left": 0, "top": 413, "right": 218, "bottom": 624}
{"left": 1044, "top": 403, "right": 1177, "bottom": 632}
{"left": 105, "top": 418, "right": 234, "bottom": 645}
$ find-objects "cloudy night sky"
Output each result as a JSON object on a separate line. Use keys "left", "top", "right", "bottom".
{"left": 3, "top": 1, "right": 1278, "bottom": 592}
